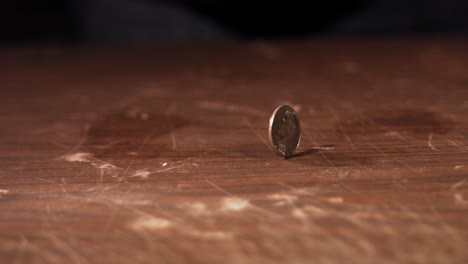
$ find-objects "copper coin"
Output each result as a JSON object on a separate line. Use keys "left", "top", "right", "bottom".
{"left": 268, "top": 105, "right": 301, "bottom": 158}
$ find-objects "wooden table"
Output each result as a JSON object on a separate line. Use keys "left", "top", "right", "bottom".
{"left": 1, "top": 38, "right": 468, "bottom": 263}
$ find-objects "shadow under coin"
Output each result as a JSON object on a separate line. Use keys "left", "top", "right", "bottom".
{"left": 287, "top": 146, "right": 379, "bottom": 168}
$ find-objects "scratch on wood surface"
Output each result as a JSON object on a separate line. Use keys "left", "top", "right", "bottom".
{"left": 373, "top": 143, "right": 425, "bottom": 177}
{"left": 60, "top": 178, "right": 68, "bottom": 193}
{"left": 13, "top": 233, "right": 68, "bottom": 264}
{"left": 338, "top": 125, "right": 356, "bottom": 150}
{"left": 451, "top": 177, "right": 468, "bottom": 191}
{"left": 445, "top": 139, "right": 468, "bottom": 151}
{"left": 445, "top": 139, "right": 460, "bottom": 146}
{"left": 130, "top": 169, "right": 150, "bottom": 179}
{"left": 130, "top": 214, "right": 235, "bottom": 242}
{"left": 428, "top": 133, "right": 438, "bottom": 151}
{"left": 243, "top": 117, "right": 273, "bottom": 151}
{"left": 299, "top": 128, "right": 355, "bottom": 191}
{"left": 170, "top": 130, "right": 177, "bottom": 150}
{"left": 384, "top": 131, "right": 410, "bottom": 143}
{"left": 454, "top": 193, "right": 468, "bottom": 207}
{"left": 313, "top": 145, "right": 335, "bottom": 150}
{"left": 121, "top": 133, "right": 154, "bottom": 179}
{"left": 396, "top": 159, "right": 424, "bottom": 176}
{"left": 205, "top": 180, "right": 257, "bottom": 213}
{"left": 454, "top": 165, "right": 464, "bottom": 170}
{"left": 268, "top": 193, "right": 298, "bottom": 206}
{"left": 316, "top": 149, "right": 355, "bottom": 191}
{"left": 61, "top": 152, "right": 93, "bottom": 162}
{"left": 128, "top": 215, "right": 172, "bottom": 231}
{"left": 205, "top": 179, "right": 233, "bottom": 196}
{"left": 129, "top": 214, "right": 233, "bottom": 240}
{"left": 13, "top": 235, "right": 29, "bottom": 264}
{"left": 77, "top": 191, "right": 159, "bottom": 233}
{"left": 44, "top": 233, "right": 89, "bottom": 264}
{"left": 35, "top": 178, "right": 66, "bottom": 194}
{"left": 60, "top": 152, "right": 122, "bottom": 180}
{"left": 291, "top": 205, "right": 329, "bottom": 219}
{"left": 54, "top": 126, "right": 89, "bottom": 158}
{"left": 150, "top": 166, "right": 181, "bottom": 174}
{"left": 205, "top": 181, "right": 283, "bottom": 218}
{"left": 147, "top": 158, "right": 201, "bottom": 175}
{"left": 275, "top": 181, "right": 318, "bottom": 197}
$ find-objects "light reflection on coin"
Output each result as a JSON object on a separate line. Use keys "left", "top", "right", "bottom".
{"left": 268, "top": 105, "right": 301, "bottom": 158}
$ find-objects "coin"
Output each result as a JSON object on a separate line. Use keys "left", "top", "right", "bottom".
{"left": 268, "top": 105, "right": 301, "bottom": 158}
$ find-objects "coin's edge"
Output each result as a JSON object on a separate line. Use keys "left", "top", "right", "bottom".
{"left": 268, "top": 105, "right": 284, "bottom": 157}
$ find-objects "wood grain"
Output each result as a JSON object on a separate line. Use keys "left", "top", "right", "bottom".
{"left": 1, "top": 38, "right": 468, "bottom": 263}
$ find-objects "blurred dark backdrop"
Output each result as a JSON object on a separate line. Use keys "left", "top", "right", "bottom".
{"left": 1, "top": 0, "right": 468, "bottom": 45}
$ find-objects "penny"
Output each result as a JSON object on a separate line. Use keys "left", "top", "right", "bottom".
{"left": 268, "top": 105, "right": 301, "bottom": 158}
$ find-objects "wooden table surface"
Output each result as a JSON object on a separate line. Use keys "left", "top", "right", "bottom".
{"left": 1, "top": 38, "right": 468, "bottom": 264}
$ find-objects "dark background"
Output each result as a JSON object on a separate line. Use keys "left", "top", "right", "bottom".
{"left": 1, "top": 0, "right": 468, "bottom": 45}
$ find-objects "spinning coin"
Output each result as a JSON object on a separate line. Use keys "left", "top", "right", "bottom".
{"left": 268, "top": 105, "right": 301, "bottom": 158}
